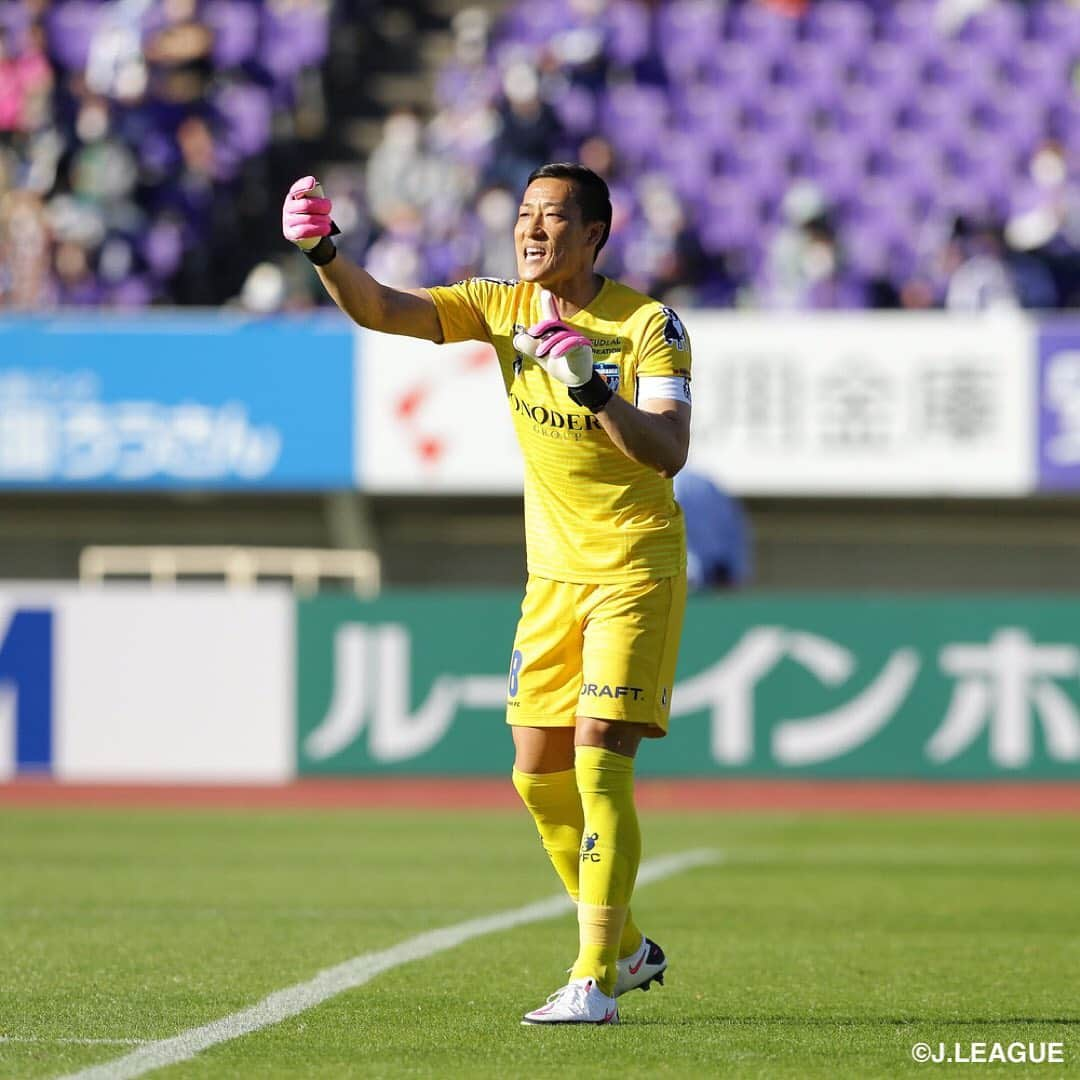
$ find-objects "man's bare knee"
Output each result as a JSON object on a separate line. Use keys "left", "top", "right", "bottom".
{"left": 574, "top": 716, "right": 645, "bottom": 759}
{"left": 512, "top": 725, "right": 577, "bottom": 773}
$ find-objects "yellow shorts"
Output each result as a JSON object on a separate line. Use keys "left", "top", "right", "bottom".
{"left": 505, "top": 572, "right": 687, "bottom": 738}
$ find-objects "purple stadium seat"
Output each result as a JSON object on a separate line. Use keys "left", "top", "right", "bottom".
{"left": 656, "top": 0, "right": 723, "bottom": 81}
{"left": 717, "top": 134, "right": 791, "bottom": 203}
{"left": 740, "top": 89, "right": 816, "bottom": 149}
{"left": 878, "top": 0, "right": 940, "bottom": 48}
{"left": 142, "top": 218, "right": 185, "bottom": 280}
{"left": 804, "top": 0, "right": 873, "bottom": 52}
{"left": 658, "top": 0, "right": 722, "bottom": 40}
{"left": 920, "top": 42, "right": 997, "bottom": 99}
{"left": 962, "top": 135, "right": 1022, "bottom": 197}
{"left": 203, "top": 0, "right": 260, "bottom": 69}
{"left": 0, "top": 1, "right": 31, "bottom": 47}
{"left": 891, "top": 161, "right": 945, "bottom": 210}
{"left": 260, "top": 1, "right": 330, "bottom": 79}
{"left": 698, "top": 181, "right": 764, "bottom": 253}
{"left": 110, "top": 276, "right": 154, "bottom": 308}
{"left": 1008, "top": 178, "right": 1061, "bottom": 219}
{"left": 999, "top": 41, "right": 1072, "bottom": 104}
{"left": 1049, "top": 97, "right": 1080, "bottom": 145}
{"left": 214, "top": 82, "right": 273, "bottom": 157}
{"left": 885, "top": 243, "right": 921, "bottom": 289}
{"left": 670, "top": 82, "right": 741, "bottom": 148}
{"left": 600, "top": 84, "right": 668, "bottom": 161}
{"left": 851, "top": 41, "right": 921, "bottom": 96}
{"left": 435, "top": 63, "right": 500, "bottom": 110}
{"left": 709, "top": 39, "right": 780, "bottom": 100}
{"left": 843, "top": 221, "right": 901, "bottom": 277}
{"left": 867, "top": 133, "right": 935, "bottom": 187}
{"left": 551, "top": 83, "right": 596, "bottom": 137}
{"left": 646, "top": 131, "right": 714, "bottom": 200}
{"left": 971, "top": 95, "right": 1048, "bottom": 156}
{"left": 895, "top": 94, "right": 966, "bottom": 147}
{"left": 938, "top": 138, "right": 1014, "bottom": 215}
{"left": 793, "top": 131, "right": 867, "bottom": 201}
{"left": 936, "top": 174, "right": 1001, "bottom": 218}
{"left": 778, "top": 43, "right": 856, "bottom": 105}
{"left": 499, "top": 0, "right": 571, "bottom": 46}
{"left": 45, "top": 0, "right": 105, "bottom": 71}
{"left": 846, "top": 179, "right": 918, "bottom": 234}
{"left": 1026, "top": 0, "right": 1080, "bottom": 49}
{"left": 953, "top": 2, "right": 1025, "bottom": 48}
{"left": 606, "top": 0, "right": 652, "bottom": 67}
{"left": 725, "top": 1, "right": 796, "bottom": 52}
{"left": 828, "top": 90, "right": 898, "bottom": 149}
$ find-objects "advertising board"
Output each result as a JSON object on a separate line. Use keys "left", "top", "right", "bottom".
{"left": 297, "top": 592, "right": 1080, "bottom": 779}
{"left": 686, "top": 311, "right": 1035, "bottom": 496}
{"left": 0, "top": 315, "right": 355, "bottom": 489}
{"left": 0, "top": 586, "right": 293, "bottom": 781}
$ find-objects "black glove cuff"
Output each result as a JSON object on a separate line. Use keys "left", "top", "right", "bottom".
{"left": 303, "top": 235, "right": 338, "bottom": 266}
{"left": 567, "top": 371, "right": 613, "bottom": 413}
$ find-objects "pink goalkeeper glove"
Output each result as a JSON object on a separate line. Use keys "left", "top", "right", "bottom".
{"left": 512, "top": 289, "right": 595, "bottom": 388}
{"left": 283, "top": 176, "right": 339, "bottom": 265}
{"left": 512, "top": 289, "right": 613, "bottom": 413}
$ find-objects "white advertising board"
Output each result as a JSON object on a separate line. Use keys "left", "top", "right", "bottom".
{"left": 356, "top": 332, "right": 523, "bottom": 493}
{"left": 356, "top": 312, "right": 1036, "bottom": 497}
{"left": 686, "top": 312, "right": 1036, "bottom": 496}
{"left": 0, "top": 586, "right": 293, "bottom": 782}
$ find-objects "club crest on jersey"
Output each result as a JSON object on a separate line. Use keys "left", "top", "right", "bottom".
{"left": 594, "top": 361, "right": 620, "bottom": 392}
{"left": 661, "top": 306, "right": 688, "bottom": 351}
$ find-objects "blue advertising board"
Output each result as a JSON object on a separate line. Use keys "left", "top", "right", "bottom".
{"left": 0, "top": 607, "right": 52, "bottom": 774}
{"left": 1037, "top": 320, "right": 1080, "bottom": 492}
{"left": 0, "top": 314, "right": 356, "bottom": 489}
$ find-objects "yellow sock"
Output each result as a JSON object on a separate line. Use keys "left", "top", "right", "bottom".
{"left": 511, "top": 764, "right": 644, "bottom": 966}
{"left": 570, "top": 745, "right": 641, "bottom": 996}
{"left": 620, "top": 912, "right": 644, "bottom": 960}
{"left": 511, "top": 767, "right": 583, "bottom": 901}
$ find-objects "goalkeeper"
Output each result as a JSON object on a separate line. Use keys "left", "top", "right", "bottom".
{"left": 283, "top": 163, "right": 691, "bottom": 1026}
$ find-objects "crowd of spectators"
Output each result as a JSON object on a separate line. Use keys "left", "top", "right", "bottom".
{"left": 356, "top": 0, "right": 1080, "bottom": 311}
{"left": 0, "top": 0, "right": 331, "bottom": 309}
{"left": 3, "top": 0, "right": 1080, "bottom": 312}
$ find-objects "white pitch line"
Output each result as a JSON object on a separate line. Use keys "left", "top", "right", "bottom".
{"left": 57, "top": 848, "right": 721, "bottom": 1080}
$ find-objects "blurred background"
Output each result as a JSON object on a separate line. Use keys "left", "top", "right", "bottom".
{"left": 1, "top": 0, "right": 1079, "bottom": 787}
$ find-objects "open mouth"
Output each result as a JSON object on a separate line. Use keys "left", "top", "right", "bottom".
{"left": 522, "top": 247, "right": 546, "bottom": 265}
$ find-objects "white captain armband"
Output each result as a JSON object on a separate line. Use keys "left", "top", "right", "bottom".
{"left": 637, "top": 374, "right": 692, "bottom": 405}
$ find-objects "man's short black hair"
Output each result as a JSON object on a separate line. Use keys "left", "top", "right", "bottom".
{"left": 526, "top": 162, "right": 612, "bottom": 257}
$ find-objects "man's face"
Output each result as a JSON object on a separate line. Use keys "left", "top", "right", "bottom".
{"left": 514, "top": 177, "right": 602, "bottom": 286}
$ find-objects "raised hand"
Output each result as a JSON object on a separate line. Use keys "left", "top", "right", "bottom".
{"left": 512, "top": 289, "right": 595, "bottom": 388}
{"left": 282, "top": 177, "right": 336, "bottom": 260}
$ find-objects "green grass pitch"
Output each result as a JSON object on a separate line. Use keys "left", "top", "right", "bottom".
{"left": 0, "top": 806, "right": 1077, "bottom": 1078}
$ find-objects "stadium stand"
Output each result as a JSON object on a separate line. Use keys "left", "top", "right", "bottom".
{"left": 391, "top": 0, "right": 1080, "bottom": 310}
{"left": 0, "top": 0, "right": 449, "bottom": 309}
{"left": 1, "top": 0, "right": 1079, "bottom": 310}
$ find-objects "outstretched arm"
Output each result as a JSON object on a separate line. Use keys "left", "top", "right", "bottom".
{"left": 282, "top": 176, "right": 444, "bottom": 343}
{"left": 316, "top": 256, "right": 444, "bottom": 342}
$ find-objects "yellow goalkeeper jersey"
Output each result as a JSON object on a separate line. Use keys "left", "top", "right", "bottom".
{"left": 427, "top": 276, "right": 691, "bottom": 584}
